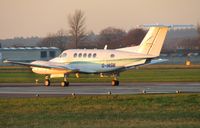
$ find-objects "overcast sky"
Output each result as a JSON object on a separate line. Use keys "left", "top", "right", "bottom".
{"left": 0, "top": 0, "right": 199, "bottom": 39}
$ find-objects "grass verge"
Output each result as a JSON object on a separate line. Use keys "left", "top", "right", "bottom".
{"left": 0, "top": 94, "right": 200, "bottom": 128}
{"left": 0, "top": 67, "right": 200, "bottom": 83}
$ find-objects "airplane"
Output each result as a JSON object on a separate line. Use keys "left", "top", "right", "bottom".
{"left": 4, "top": 24, "right": 192, "bottom": 87}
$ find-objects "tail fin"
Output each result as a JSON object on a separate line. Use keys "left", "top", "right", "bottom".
{"left": 116, "top": 24, "right": 193, "bottom": 57}
{"left": 137, "top": 27, "right": 168, "bottom": 56}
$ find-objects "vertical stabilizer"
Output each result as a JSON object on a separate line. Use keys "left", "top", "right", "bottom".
{"left": 137, "top": 27, "right": 168, "bottom": 56}
{"left": 116, "top": 24, "right": 193, "bottom": 56}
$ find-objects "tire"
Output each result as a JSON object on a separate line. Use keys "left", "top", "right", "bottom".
{"left": 61, "top": 81, "right": 69, "bottom": 87}
{"left": 112, "top": 80, "right": 115, "bottom": 86}
{"left": 44, "top": 80, "right": 50, "bottom": 86}
{"left": 112, "top": 80, "right": 119, "bottom": 86}
{"left": 116, "top": 80, "right": 119, "bottom": 86}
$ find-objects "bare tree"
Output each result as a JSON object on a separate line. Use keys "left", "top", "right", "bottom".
{"left": 38, "top": 29, "right": 69, "bottom": 51}
{"left": 99, "top": 27, "right": 126, "bottom": 48}
{"left": 68, "top": 10, "right": 86, "bottom": 48}
{"left": 197, "top": 23, "right": 200, "bottom": 36}
{"left": 123, "top": 28, "right": 147, "bottom": 46}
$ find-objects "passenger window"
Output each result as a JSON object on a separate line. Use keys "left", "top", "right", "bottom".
{"left": 110, "top": 54, "right": 115, "bottom": 58}
{"left": 78, "top": 53, "right": 82, "bottom": 57}
{"left": 74, "top": 53, "right": 77, "bottom": 58}
{"left": 60, "top": 53, "right": 67, "bottom": 58}
{"left": 93, "top": 53, "right": 97, "bottom": 58}
{"left": 83, "top": 53, "right": 87, "bottom": 58}
{"left": 88, "top": 53, "right": 92, "bottom": 58}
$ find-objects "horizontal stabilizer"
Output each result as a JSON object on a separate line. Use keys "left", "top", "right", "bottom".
{"left": 140, "top": 24, "right": 194, "bottom": 28}
{"left": 136, "top": 58, "right": 168, "bottom": 67}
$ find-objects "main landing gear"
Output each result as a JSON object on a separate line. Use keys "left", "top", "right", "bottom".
{"left": 44, "top": 75, "right": 69, "bottom": 87}
{"left": 111, "top": 74, "right": 120, "bottom": 86}
{"left": 61, "top": 75, "right": 69, "bottom": 87}
{"left": 44, "top": 76, "right": 50, "bottom": 86}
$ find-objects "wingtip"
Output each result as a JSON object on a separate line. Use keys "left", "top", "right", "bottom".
{"left": 3, "top": 60, "right": 10, "bottom": 63}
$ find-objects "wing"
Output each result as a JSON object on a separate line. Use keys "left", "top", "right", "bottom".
{"left": 3, "top": 60, "right": 78, "bottom": 71}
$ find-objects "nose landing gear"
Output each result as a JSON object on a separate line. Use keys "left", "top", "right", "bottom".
{"left": 61, "top": 77, "right": 69, "bottom": 87}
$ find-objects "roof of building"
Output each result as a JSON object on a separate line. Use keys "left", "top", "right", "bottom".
{"left": 0, "top": 47, "right": 59, "bottom": 51}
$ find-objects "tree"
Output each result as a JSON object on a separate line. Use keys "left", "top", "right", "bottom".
{"left": 123, "top": 28, "right": 147, "bottom": 46}
{"left": 197, "top": 23, "right": 200, "bottom": 36}
{"left": 198, "top": 23, "right": 200, "bottom": 46}
{"left": 99, "top": 27, "right": 126, "bottom": 48}
{"left": 38, "top": 29, "right": 69, "bottom": 51}
{"left": 68, "top": 10, "right": 86, "bottom": 48}
{"left": 78, "top": 31, "right": 99, "bottom": 49}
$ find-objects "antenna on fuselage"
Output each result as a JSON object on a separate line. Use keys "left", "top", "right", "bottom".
{"left": 104, "top": 45, "right": 108, "bottom": 50}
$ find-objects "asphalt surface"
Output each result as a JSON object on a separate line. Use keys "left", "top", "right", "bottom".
{"left": 0, "top": 82, "right": 200, "bottom": 97}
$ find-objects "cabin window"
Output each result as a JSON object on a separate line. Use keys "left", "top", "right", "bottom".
{"left": 61, "top": 53, "right": 67, "bottom": 58}
{"left": 93, "top": 53, "right": 97, "bottom": 58}
{"left": 88, "top": 53, "right": 92, "bottom": 58}
{"left": 41, "top": 51, "right": 47, "bottom": 58}
{"left": 110, "top": 54, "right": 115, "bottom": 58}
{"left": 83, "top": 53, "right": 87, "bottom": 58}
{"left": 78, "top": 53, "right": 82, "bottom": 57}
{"left": 74, "top": 53, "right": 77, "bottom": 58}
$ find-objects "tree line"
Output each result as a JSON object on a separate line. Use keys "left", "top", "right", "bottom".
{"left": 38, "top": 10, "right": 200, "bottom": 53}
{"left": 38, "top": 10, "right": 147, "bottom": 51}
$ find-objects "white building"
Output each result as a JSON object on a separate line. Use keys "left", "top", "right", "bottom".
{"left": 0, "top": 47, "right": 61, "bottom": 65}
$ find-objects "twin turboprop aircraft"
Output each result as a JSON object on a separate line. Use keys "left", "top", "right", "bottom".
{"left": 4, "top": 24, "right": 191, "bottom": 86}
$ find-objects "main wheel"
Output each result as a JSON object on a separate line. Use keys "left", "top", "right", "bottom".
{"left": 44, "top": 80, "right": 50, "bottom": 86}
{"left": 116, "top": 80, "right": 119, "bottom": 85}
{"left": 112, "top": 80, "right": 119, "bottom": 86}
{"left": 61, "top": 81, "right": 69, "bottom": 87}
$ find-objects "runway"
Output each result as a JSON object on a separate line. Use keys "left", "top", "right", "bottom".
{"left": 0, "top": 82, "right": 200, "bottom": 97}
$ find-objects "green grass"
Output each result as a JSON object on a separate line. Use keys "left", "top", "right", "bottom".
{"left": 0, "top": 65, "right": 200, "bottom": 83}
{"left": 0, "top": 94, "right": 200, "bottom": 128}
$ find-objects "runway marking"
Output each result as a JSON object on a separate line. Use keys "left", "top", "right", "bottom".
{"left": 0, "top": 83, "right": 200, "bottom": 97}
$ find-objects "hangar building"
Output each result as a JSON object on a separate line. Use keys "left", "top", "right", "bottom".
{"left": 0, "top": 47, "right": 61, "bottom": 65}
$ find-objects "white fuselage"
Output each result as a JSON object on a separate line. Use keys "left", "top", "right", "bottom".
{"left": 30, "top": 26, "right": 172, "bottom": 76}
{"left": 31, "top": 49, "right": 150, "bottom": 75}
{"left": 5, "top": 26, "right": 173, "bottom": 79}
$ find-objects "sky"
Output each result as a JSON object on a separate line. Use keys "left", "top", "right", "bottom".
{"left": 0, "top": 0, "right": 200, "bottom": 39}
